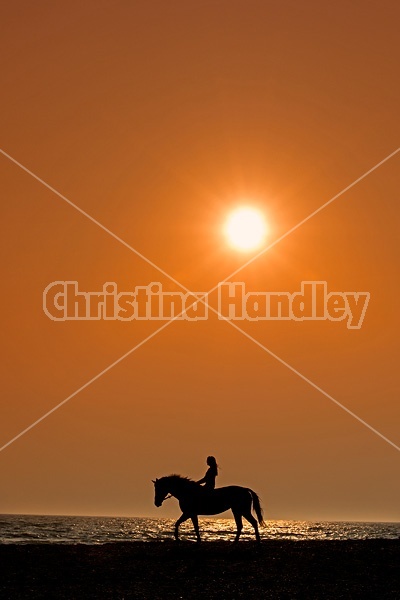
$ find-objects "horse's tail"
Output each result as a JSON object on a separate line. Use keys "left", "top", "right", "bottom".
{"left": 249, "top": 489, "right": 266, "bottom": 527}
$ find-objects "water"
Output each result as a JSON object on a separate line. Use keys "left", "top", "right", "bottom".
{"left": 0, "top": 515, "right": 399, "bottom": 544}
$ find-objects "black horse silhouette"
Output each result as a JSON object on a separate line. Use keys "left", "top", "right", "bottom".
{"left": 153, "top": 474, "right": 265, "bottom": 542}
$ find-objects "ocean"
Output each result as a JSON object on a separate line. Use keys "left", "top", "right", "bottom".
{"left": 1, "top": 515, "right": 399, "bottom": 544}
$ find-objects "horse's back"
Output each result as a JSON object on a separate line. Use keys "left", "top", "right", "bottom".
{"left": 215, "top": 485, "right": 251, "bottom": 494}
{"left": 196, "top": 485, "right": 252, "bottom": 514}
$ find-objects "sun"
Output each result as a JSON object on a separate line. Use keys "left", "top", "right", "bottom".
{"left": 224, "top": 207, "right": 267, "bottom": 251}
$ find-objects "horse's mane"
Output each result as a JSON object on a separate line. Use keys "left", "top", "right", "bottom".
{"left": 162, "top": 474, "right": 198, "bottom": 487}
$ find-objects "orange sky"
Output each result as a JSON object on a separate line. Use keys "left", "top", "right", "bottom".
{"left": 1, "top": 1, "right": 399, "bottom": 521}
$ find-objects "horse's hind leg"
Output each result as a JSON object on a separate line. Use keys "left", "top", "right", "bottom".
{"left": 174, "top": 513, "right": 189, "bottom": 542}
{"left": 191, "top": 514, "right": 201, "bottom": 543}
{"left": 243, "top": 511, "right": 261, "bottom": 543}
{"left": 233, "top": 511, "right": 243, "bottom": 543}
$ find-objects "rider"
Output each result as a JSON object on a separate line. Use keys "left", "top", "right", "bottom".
{"left": 196, "top": 456, "right": 218, "bottom": 490}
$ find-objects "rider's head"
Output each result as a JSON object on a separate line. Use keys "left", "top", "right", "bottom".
{"left": 207, "top": 456, "right": 217, "bottom": 468}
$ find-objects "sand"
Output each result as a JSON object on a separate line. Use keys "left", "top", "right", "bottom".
{"left": 0, "top": 540, "right": 399, "bottom": 599}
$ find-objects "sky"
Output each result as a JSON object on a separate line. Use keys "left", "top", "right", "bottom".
{"left": 1, "top": 1, "right": 399, "bottom": 521}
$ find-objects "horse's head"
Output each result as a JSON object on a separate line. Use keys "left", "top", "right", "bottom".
{"left": 152, "top": 477, "right": 169, "bottom": 507}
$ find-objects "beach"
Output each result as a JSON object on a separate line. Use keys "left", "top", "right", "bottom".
{"left": 1, "top": 540, "right": 399, "bottom": 599}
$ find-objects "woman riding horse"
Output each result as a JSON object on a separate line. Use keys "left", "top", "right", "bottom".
{"left": 153, "top": 474, "right": 265, "bottom": 542}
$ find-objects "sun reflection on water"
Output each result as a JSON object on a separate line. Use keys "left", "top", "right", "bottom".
{"left": 0, "top": 515, "right": 399, "bottom": 544}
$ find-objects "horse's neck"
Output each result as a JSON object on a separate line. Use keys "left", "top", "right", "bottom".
{"left": 169, "top": 478, "right": 192, "bottom": 498}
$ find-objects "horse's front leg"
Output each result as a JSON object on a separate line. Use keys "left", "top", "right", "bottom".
{"left": 191, "top": 514, "right": 201, "bottom": 543}
{"left": 174, "top": 513, "right": 189, "bottom": 542}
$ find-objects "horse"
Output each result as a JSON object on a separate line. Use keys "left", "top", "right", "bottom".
{"left": 152, "top": 474, "right": 265, "bottom": 542}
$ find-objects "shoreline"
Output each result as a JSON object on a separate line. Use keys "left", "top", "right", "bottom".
{"left": 1, "top": 540, "right": 399, "bottom": 599}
